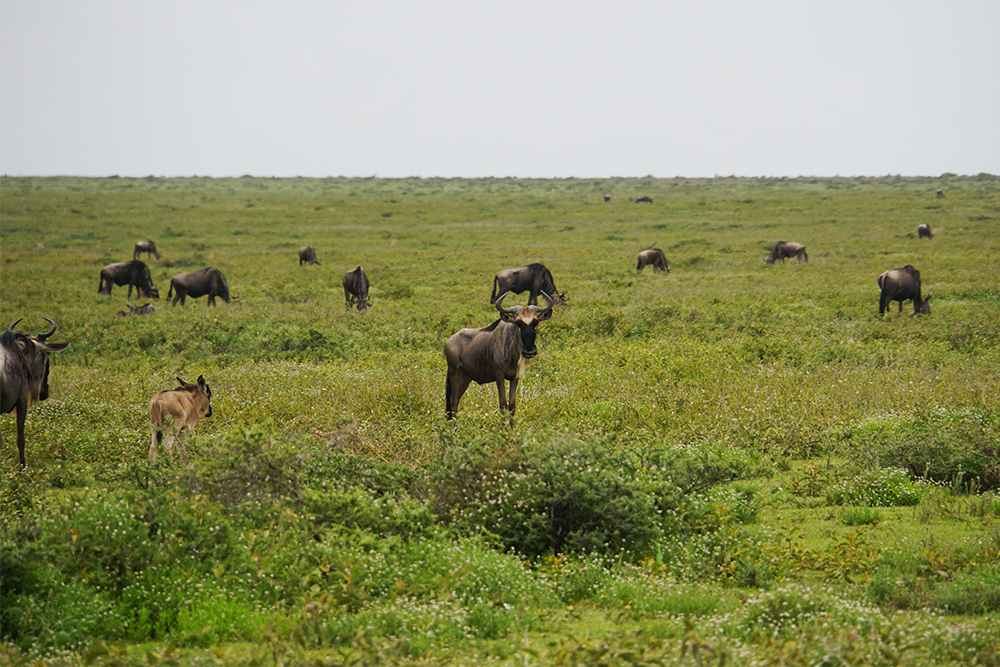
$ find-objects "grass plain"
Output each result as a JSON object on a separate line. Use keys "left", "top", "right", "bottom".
{"left": 1, "top": 175, "right": 999, "bottom": 666}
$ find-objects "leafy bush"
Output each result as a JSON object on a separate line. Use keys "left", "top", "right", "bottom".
{"left": 826, "top": 467, "right": 924, "bottom": 507}
{"left": 438, "top": 437, "right": 760, "bottom": 561}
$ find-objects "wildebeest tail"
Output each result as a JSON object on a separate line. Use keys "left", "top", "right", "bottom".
{"left": 167, "top": 280, "right": 174, "bottom": 300}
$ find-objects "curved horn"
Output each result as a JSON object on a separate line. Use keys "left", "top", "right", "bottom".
{"left": 6, "top": 318, "right": 24, "bottom": 332}
{"left": 530, "top": 291, "right": 555, "bottom": 314}
{"left": 494, "top": 291, "right": 520, "bottom": 315}
{"left": 37, "top": 318, "right": 57, "bottom": 340}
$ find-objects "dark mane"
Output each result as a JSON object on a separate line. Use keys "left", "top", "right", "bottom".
{"left": 482, "top": 319, "right": 502, "bottom": 332}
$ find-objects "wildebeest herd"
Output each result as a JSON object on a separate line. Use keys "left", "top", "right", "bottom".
{"left": 3, "top": 215, "right": 938, "bottom": 470}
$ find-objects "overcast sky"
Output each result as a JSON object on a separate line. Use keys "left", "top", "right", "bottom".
{"left": 2, "top": 1, "right": 998, "bottom": 178}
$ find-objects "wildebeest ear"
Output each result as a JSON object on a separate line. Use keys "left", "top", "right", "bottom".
{"left": 499, "top": 310, "right": 517, "bottom": 323}
{"left": 535, "top": 309, "right": 553, "bottom": 322}
{"left": 197, "top": 375, "right": 206, "bottom": 387}
{"left": 39, "top": 340, "right": 70, "bottom": 351}
{"left": 176, "top": 377, "right": 187, "bottom": 386}
{"left": 925, "top": 294, "right": 932, "bottom": 302}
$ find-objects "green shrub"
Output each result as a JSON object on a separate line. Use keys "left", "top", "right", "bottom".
{"left": 931, "top": 564, "right": 1000, "bottom": 615}
{"left": 842, "top": 506, "right": 883, "bottom": 525}
{"left": 826, "top": 467, "right": 924, "bottom": 507}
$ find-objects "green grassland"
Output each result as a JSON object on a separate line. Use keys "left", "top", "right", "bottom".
{"left": 1, "top": 175, "right": 999, "bottom": 666}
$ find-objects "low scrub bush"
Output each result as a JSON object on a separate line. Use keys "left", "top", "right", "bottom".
{"left": 826, "top": 467, "right": 924, "bottom": 507}
{"left": 437, "top": 437, "right": 761, "bottom": 561}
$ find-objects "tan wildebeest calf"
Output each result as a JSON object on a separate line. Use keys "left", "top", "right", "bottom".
{"left": 148, "top": 375, "right": 213, "bottom": 463}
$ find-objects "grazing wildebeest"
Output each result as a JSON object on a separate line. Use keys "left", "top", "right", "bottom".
{"left": 298, "top": 245, "right": 320, "bottom": 266}
{"left": 168, "top": 268, "right": 233, "bottom": 306}
{"left": 148, "top": 376, "right": 213, "bottom": 463}
{"left": 636, "top": 248, "right": 670, "bottom": 273}
{"left": 99, "top": 260, "right": 160, "bottom": 299}
{"left": 444, "top": 291, "right": 554, "bottom": 422}
{"left": 878, "top": 265, "right": 931, "bottom": 317}
{"left": 115, "top": 301, "right": 156, "bottom": 317}
{"left": 765, "top": 241, "right": 809, "bottom": 264}
{"left": 343, "top": 266, "right": 371, "bottom": 311}
{"left": 1, "top": 318, "right": 70, "bottom": 469}
{"left": 918, "top": 223, "right": 933, "bottom": 239}
{"left": 635, "top": 196, "right": 653, "bottom": 204}
{"left": 603, "top": 194, "right": 611, "bottom": 202}
{"left": 936, "top": 188, "right": 944, "bottom": 197}
{"left": 490, "top": 263, "right": 566, "bottom": 306}
{"left": 133, "top": 240, "right": 161, "bottom": 261}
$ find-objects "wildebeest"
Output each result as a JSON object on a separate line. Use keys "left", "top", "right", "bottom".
{"left": 133, "top": 240, "right": 161, "bottom": 260}
{"left": 99, "top": 260, "right": 160, "bottom": 299}
{"left": 603, "top": 194, "right": 611, "bottom": 202}
{"left": 444, "top": 291, "right": 554, "bottom": 422}
{"left": 765, "top": 241, "right": 809, "bottom": 264}
{"left": 1, "top": 318, "right": 70, "bottom": 469}
{"left": 343, "top": 266, "right": 371, "bottom": 311}
{"left": 299, "top": 245, "right": 320, "bottom": 266}
{"left": 936, "top": 188, "right": 944, "bottom": 197}
{"left": 148, "top": 376, "right": 213, "bottom": 463}
{"left": 918, "top": 223, "right": 933, "bottom": 239}
{"left": 878, "top": 265, "right": 931, "bottom": 317}
{"left": 490, "top": 263, "right": 566, "bottom": 306}
{"left": 115, "top": 301, "right": 156, "bottom": 317}
{"left": 635, "top": 196, "right": 653, "bottom": 204}
{"left": 636, "top": 248, "right": 670, "bottom": 273}
{"left": 168, "top": 268, "right": 233, "bottom": 306}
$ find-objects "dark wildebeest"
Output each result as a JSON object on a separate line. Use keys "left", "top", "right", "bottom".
{"left": 490, "top": 263, "right": 566, "bottom": 306}
{"left": 99, "top": 260, "right": 160, "bottom": 300}
{"left": 115, "top": 301, "right": 156, "bottom": 317}
{"left": 133, "top": 240, "right": 161, "bottom": 261}
{"left": 878, "top": 265, "right": 931, "bottom": 317}
{"left": 148, "top": 376, "right": 213, "bottom": 463}
{"left": 603, "top": 194, "right": 611, "bottom": 202}
{"left": 936, "top": 188, "right": 944, "bottom": 197}
{"left": 1, "top": 318, "right": 70, "bottom": 469}
{"left": 635, "top": 196, "right": 653, "bottom": 204}
{"left": 918, "top": 223, "right": 933, "bottom": 239}
{"left": 168, "top": 268, "right": 233, "bottom": 307}
{"left": 343, "top": 266, "right": 371, "bottom": 311}
{"left": 444, "top": 291, "right": 554, "bottom": 422}
{"left": 636, "top": 248, "right": 670, "bottom": 273}
{"left": 765, "top": 241, "right": 809, "bottom": 264}
{"left": 299, "top": 245, "right": 320, "bottom": 266}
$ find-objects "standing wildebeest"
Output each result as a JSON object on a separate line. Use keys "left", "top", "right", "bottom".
{"left": 115, "top": 301, "right": 156, "bottom": 317}
{"left": 936, "top": 188, "right": 944, "bottom": 197}
{"left": 765, "top": 241, "right": 809, "bottom": 264}
{"left": 343, "top": 266, "right": 371, "bottom": 311}
{"left": 148, "top": 376, "right": 213, "bottom": 463}
{"left": 133, "top": 240, "right": 161, "bottom": 260}
{"left": 168, "top": 268, "right": 232, "bottom": 306}
{"left": 490, "top": 263, "right": 566, "bottom": 306}
{"left": 603, "top": 194, "right": 611, "bottom": 202}
{"left": 878, "top": 265, "right": 931, "bottom": 317}
{"left": 1, "top": 318, "right": 70, "bottom": 469}
{"left": 918, "top": 223, "right": 934, "bottom": 239}
{"left": 99, "top": 260, "right": 160, "bottom": 299}
{"left": 299, "top": 245, "right": 320, "bottom": 266}
{"left": 635, "top": 196, "right": 653, "bottom": 204}
{"left": 445, "top": 291, "right": 554, "bottom": 422}
{"left": 636, "top": 248, "right": 670, "bottom": 273}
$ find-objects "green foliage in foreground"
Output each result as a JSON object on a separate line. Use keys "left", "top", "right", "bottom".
{"left": 2, "top": 175, "right": 999, "bottom": 665}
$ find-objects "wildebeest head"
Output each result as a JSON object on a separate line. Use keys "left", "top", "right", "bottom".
{"left": 494, "top": 290, "right": 554, "bottom": 358}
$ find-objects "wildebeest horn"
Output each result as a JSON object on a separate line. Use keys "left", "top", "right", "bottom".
{"left": 530, "top": 291, "right": 555, "bottom": 314}
{"left": 37, "top": 318, "right": 57, "bottom": 340}
{"left": 6, "top": 318, "right": 24, "bottom": 332}
{"left": 494, "top": 291, "right": 520, "bottom": 315}
{"left": 176, "top": 376, "right": 188, "bottom": 386}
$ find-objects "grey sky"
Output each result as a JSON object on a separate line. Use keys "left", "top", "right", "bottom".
{"left": 2, "top": 1, "right": 998, "bottom": 178}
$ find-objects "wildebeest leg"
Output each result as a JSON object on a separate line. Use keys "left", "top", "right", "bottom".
{"left": 879, "top": 293, "right": 888, "bottom": 317}
{"left": 446, "top": 372, "right": 472, "bottom": 419}
{"left": 15, "top": 405, "right": 27, "bottom": 469}
{"left": 149, "top": 425, "right": 161, "bottom": 463}
{"left": 506, "top": 377, "right": 519, "bottom": 417}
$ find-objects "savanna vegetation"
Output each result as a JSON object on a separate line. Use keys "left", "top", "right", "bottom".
{"left": 1, "top": 174, "right": 999, "bottom": 666}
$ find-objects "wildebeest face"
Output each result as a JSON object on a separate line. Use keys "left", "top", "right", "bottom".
{"left": 499, "top": 305, "right": 552, "bottom": 358}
